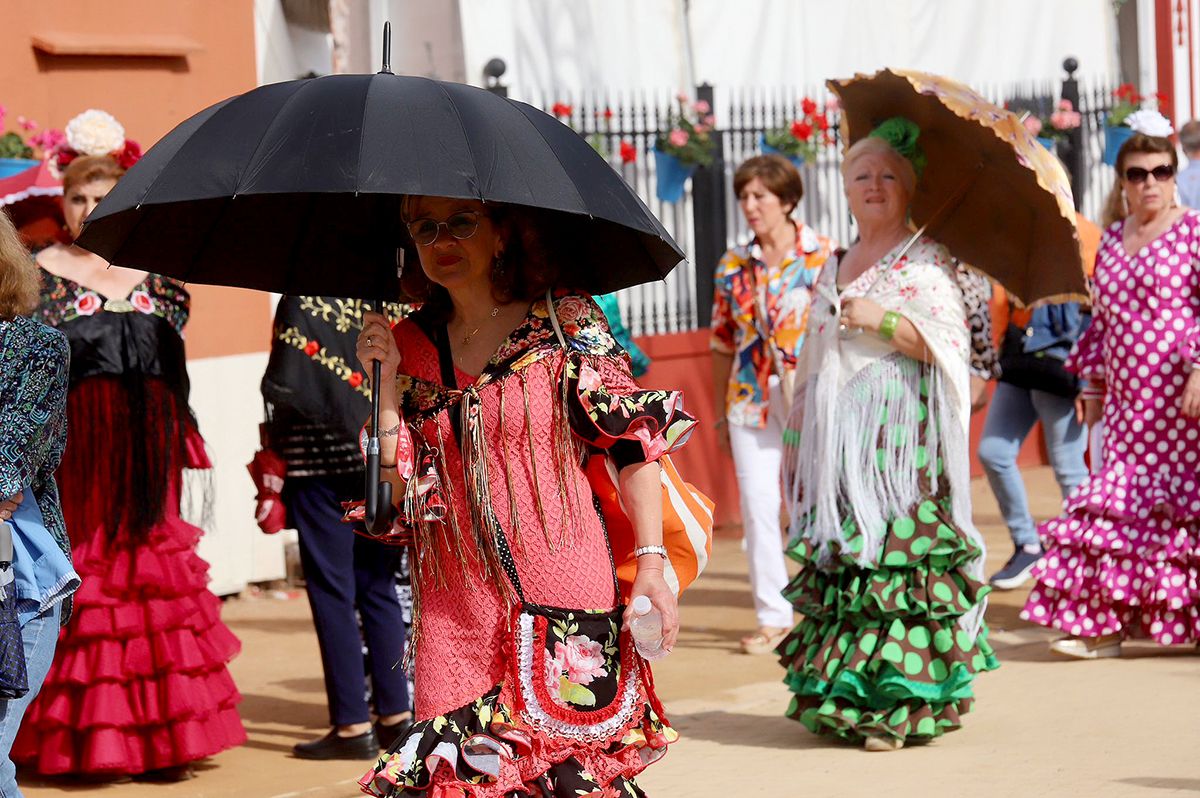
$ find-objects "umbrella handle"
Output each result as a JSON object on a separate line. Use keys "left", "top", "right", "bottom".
{"left": 365, "top": 358, "right": 394, "bottom": 534}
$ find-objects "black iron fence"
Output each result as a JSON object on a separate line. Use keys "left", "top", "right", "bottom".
{"left": 532, "top": 59, "right": 1116, "bottom": 338}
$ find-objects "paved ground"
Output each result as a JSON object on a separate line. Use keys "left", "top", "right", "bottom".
{"left": 20, "top": 467, "right": 1200, "bottom": 797}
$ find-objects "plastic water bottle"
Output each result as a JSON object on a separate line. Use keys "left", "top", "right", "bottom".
{"left": 630, "top": 595, "right": 667, "bottom": 660}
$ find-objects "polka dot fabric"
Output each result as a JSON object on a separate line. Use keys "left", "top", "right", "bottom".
{"left": 1021, "top": 211, "right": 1200, "bottom": 645}
{"left": 778, "top": 386, "right": 997, "bottom": 743}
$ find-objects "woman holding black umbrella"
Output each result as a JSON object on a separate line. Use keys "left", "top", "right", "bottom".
{"left": 354, "top": 194, "right": 691, "bottom": 797}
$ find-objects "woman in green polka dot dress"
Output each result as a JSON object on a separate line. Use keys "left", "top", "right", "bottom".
{"left": 778, "top": 121, "right": 998, "bottom": 752}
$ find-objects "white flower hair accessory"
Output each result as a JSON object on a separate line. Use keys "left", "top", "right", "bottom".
{"left": 1125, "top": 109, "right": 1174, "bottom": 138}
{"left": 65, "top": 109, "right": 126, "bottom": 156}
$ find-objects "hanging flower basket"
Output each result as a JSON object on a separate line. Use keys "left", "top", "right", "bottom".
{"left": 759, "top": 136, "right": 805, "bottom": 168}
{"left": 654, "top": 148, "right": 696, "bottom": 203}
{"left": 0, "top": 158, "right": 39, "bottom": 180}
{"left": 1103, "top": 124, "right": 1134, "bottom": 166}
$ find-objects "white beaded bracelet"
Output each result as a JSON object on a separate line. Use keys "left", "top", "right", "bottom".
{"left": 634, "top": 545, "right": 668, "bottom": 559}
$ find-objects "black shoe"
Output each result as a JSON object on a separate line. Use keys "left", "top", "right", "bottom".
{"left": 134, "top": 765, "right": 194, "bottom": 783}
{"left": 292, "top": 728, "right": 380, "bottom": 760}
{"left": 374, "top": 716, "right": 414, "bottom": 750}
{"left": 989, "top": 548, "right": 1043, "bottom": 590}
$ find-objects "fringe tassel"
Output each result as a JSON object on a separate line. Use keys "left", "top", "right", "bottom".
{"left": 787, "top": 352, "right": 986, "bottom": 634}
{"left": 498, "top": 382, "right": 524, "bottom": 547}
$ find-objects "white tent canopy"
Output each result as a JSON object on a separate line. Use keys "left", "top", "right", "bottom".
{"left": 456, "top": 0, "right": 1118, "bottom": 100}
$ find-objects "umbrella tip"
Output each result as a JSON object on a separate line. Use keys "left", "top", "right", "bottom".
{"left": 380, "top": 21, "right": 393, "bottom": 75}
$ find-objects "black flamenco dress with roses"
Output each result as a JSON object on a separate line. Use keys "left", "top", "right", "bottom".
{"left": 12, "top": 271, "right": 246, "bottom": 776}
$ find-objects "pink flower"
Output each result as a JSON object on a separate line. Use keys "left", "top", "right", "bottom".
{"left": 702, "top": 114, "right": 715, "bottom": 127}
{"left": 74, "top": 292, "right": 101, "bottom": 316}
{"left": 675, "top": 91, "right": 689, "bottom": 104}
{"left": 17, "top": 116, "right": 37, "bottom": 132}
{"left": 825, "top": 95, "right": 840, "bottom": 113}
{"left": 1050, "top": 110, "right": 1081, "bottom": 131}
{"left": 0, "top": 105, "right": 6, "bottom": 128}
{"left": 29, "top": 129, "right": 65, "bottom": 151}
{"left": 555, "top": 294, "right": 589, "bottom": 323}
{"left": 545, "top": 647, "right": 566, "bottom": 687}
{"left": 1057, "top": 99, "right": 1074, "bottom": 112}
{"left": 694, "top": 99, "right": 711, "bottom": 115}
{"left": 555, "top": 635, "right": 606, "bottom": 686}
{"left": 130, "top": 290, "right": 155, "bottom": 314}
{"left": 1022, "top": 116, "right": 1043, "bottom": 135}
{"left": 694, "top": 123, "right": 710, "bottom": 134}
{"left": 668, "top": 128, "right": 689, "bottom": 147}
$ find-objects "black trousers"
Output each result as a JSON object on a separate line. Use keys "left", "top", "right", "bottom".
{"left": 285, "top": 473, "right": 410, "bottom": 726}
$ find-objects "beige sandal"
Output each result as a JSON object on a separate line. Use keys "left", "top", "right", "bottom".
{"left": 740, "top": 627, "right": 789, "bottom": 655}
{"left": 1049, "top": 633, "right": 1122, "bottom": 660}
{"left": 864, "top": 735, "right": 904, "bottom": 752}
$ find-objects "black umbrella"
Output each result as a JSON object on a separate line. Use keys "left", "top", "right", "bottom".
{"left": 76, "top": 25, "right": 684, "bottom": 534}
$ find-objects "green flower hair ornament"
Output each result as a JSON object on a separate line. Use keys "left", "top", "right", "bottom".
{"left": 868, "top": 117, "right": 927, "bottom": 178}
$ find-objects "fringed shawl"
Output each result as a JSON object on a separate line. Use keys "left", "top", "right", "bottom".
{"left": 784, "top": 236, "right": 985, "bottom": 630}
{"left": 378, "top": 292, "right": 696, "bottom": 594}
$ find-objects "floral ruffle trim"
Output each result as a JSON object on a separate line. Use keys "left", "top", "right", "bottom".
{"left": 359, "top": 687, "right": 675, "bottom": 798}
{"left": 567, "top": 358, "right": 697, "bottom": 462}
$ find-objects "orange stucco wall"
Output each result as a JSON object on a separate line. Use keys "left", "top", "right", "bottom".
{"left": 1, "top": 0, "right": 271, "bottom": 359}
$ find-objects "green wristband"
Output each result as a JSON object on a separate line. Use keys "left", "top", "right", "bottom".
{"left": 878, "top": 311, "right": 900, "bottom": 341}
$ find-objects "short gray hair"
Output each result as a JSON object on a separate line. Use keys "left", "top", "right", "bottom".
{"left": 1181, "top": 120, "right": 1200, "bottom": 154}
{"left": 840, "top": 136, "right": 918, "bottom": 198}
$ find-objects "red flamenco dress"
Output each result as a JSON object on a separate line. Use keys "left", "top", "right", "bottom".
{"left": 12, "top": 272, "right": 246, "bottom": 775}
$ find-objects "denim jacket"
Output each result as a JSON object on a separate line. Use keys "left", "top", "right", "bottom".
{"left": 1018, "top": 302, "right": 1091, "bottom": 361}
{"left": 0, "top": 315, "right": 72, "bottom": 624}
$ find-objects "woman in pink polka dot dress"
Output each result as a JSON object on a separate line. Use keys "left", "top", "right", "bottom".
{"left": 1021, "top": 128, "right": 1200, "bottom": 658}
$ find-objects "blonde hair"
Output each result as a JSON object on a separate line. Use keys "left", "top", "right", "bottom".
{"left": 62, "top": 154, "right": 125, "bottom": 194}
{"left": 0, "top": 209, "right": 39, "bottom": 321}
{"left": 841, "top": 136, "right": 918, "bottom": 199}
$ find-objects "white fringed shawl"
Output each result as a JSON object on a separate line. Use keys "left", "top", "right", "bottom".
{"left": 783, "top": 236, "right": 985, "bottom": 631}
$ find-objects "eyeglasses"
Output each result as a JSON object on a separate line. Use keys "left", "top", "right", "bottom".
{"left": 1124, "top": 164, "right": 1176, "bottom": 184}
{"left": 406, "top": 211, "right": 481, "bottom": 246}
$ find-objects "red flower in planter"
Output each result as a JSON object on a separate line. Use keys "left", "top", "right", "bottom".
{"left": 619, "top": 140, "right": 637, "bottom": 163}
{"left": 790, "top": 120, "right": 813, "bottom": 141}
{"left": 551, "top": 102, "right": 573, "bottom": 118}
{"left": 800, "top": 97, "right": 818, "bottom": 116}
{"left": 348, "top": 371, "right": 364, "bottom": 388}
{"left": 813, "top": 112, "right": 829, "bottom": 131}
{"left": 603, "top": 107, "right": 614, "bottom": 120}
{"left": 304, "top": 340, "right": 320, "bottom": 356}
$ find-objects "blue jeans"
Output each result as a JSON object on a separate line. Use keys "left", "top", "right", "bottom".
{"left": 978, "top": 382, "right": 1088, "bottom": 548}
{"left": 0, "top": 604, "right": 60, "bottom": 798}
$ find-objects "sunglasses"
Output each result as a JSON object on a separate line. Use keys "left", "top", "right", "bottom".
{"left": 406, "top": 211, "right": 481, "bottom": 246}
{"left": 1124, "top": 164, "right": 1176, "bottom": 184}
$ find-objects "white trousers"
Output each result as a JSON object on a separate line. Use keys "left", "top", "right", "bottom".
{"left": 728, "top": 377, "right": 794, "bottom": 629}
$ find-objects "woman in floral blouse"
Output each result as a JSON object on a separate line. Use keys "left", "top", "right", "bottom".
{"left": 710, "top": 155, "right": 834, "bottom": 655}
{"left": 354, "top": 195, "right": 694, "bottom": 797}
{"left": 13, "top": 155, "right": 245, "bottom": 780}
{"left": 0, "top": 208, "right": 77, "bottom": 797}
